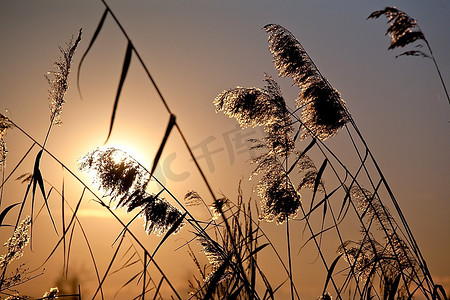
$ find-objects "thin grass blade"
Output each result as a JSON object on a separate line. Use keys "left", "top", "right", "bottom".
{"left": 322, "top": 253, "right": 342, "bottom": 295}
{"left": 36, "top": 187, "right": 85, "bottom": 269}
{"left": 387, "top": 273, "right": 401, "bottom": 300}
{"left": 312, "top": 159, "right": 327, "bottom": 199}
{"left": 0, "top": 202, "right": 19, "bottom": 227}
{"left": 110, "top": 256, "right": 140, "bottom": 276}
{"left": 105, "top": 41, "right": 133, "bottom": 143}
{"left": 119, "top": 244, "right": 135, "bottom": 262}
{"left": 35, "top": 187, "right": 54, "bottom": 218}
{"left": 366, "top": 286, "right": 372, "bottom": 300}
{"left": 298, "top": 225, "right": 338, "bottom": 253}
{"left": 292, "top": 124, "right": 303, "bottom": 143}
{"left": 308, "top": 159, "right": 327, "bottom": 217}
{"left": 149, "top": 114, "right": 176, "bottom": 178}
{"left": 0, "top": 143, "right": 35, "bottom": 190}
{"left": 433, "top": 284, "right": 448, "bottom": 300}
{"left": 203, "top": 261, "right": 229, "bottom": 300}
{"left": 302, "top": 185, "right": 339, "bottom": 221}
{"left": 337, "top": 186, "right": 351, "bottom": 221}
{"left": 113, "top": 271, "right": 141, "bottom": 299}
{"left": 248, "top": 205, "right": 256, "bottom": 292}
{"left": 242, "top": 243, "right": 269, "bottom": 263}
{"left": 272, "top": 277, "right": 288, "bottom": 294}
{"left": 258, "top": 268, "right": 274, "bottom": 300}
{"left": 152, "top": 277, "right": 164, "bottom": 300}
{"left": 143, "top": 252, "right": 147, "bottom": 299}
{"left": 111, "top": 210, "right": 142, "bottom": 247}
{"left": 66, "top": 212, "right": 77, "bottom": 275}
{"left": 33, "top": 150, "right": 58, "bottom": 235}
{"left": 92, "top": 232, "right": 126, "bottom": 299}
{"left": 150, "top": 212, "right": 186, "bottom": 259}
{"left": 73, "top": 211, "right": 104, "bottom": 300}
{"left": 229, "top": 284, "right": 244, "bottom": 299}
{"left": 15, "top": 178, "right": 32, "bottom": 231}
{"left": 286, "top": 138, "right": 316, "bottom": 175}
{"left": 77, "top": 8, "right": 109, "bottom": 99}
{"left": 61, "top": 176, "right": 66, "bottom": 274}
{"left": 110, "top": 244, "right": 136, "bottom": 275}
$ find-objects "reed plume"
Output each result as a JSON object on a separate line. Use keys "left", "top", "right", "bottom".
{"left": 197, "top": 231, "right": 233, "bottom": 283}
{"left": 0, "top": 114, "right": 12, "bottom": 140}
{"left": 1, "top": 263, "right": 30, "bottom": 298}
{"left": 338, "top": 231, "right": 416, "bottom": 299}
{"left": 214, "top": 74, "right": 286, "bottom": 120}
{"left": 296, "top": 153, "right": 325, "bottom": 192}
{"left": 0, "top": 217, "right": 31, "bottom": 269}
{"left": 368, "top": 6, "right": 450, "bottom": 105}
{"left": 263, "top": 24, "right": 349, "bottom": 140}
{"left": 0, "top": 114, "right": 13, "bottom": 171}
{"left": 338, "top": 185, "right": 420, "bottom": 298}
{"left": 257, "top": 161, "right": 301, "bottom": 224}
{"left": 209, "top": 196, "right": 230, "bottom": 220}
{"left": 261, "top": 74, "right": 294, "bottom": 156}
{"left": 79, "top": 147, "right": 150, "bottom": 206}
{"left": 350, "top": 186, "right": 393, "bottom": 231}
{"left": 368, "top": 7, "right": 427, "bottom": 57}
{"left": 47, "top": 30, "right": 82, "bottom": 126}
{"left": 0, "top": 140, "right": 7, "bottom": 172}
{"left": 184, "top": 190, "right": 203, "bottom": 207}
{"left": 0, "top": 217, "right": 32, "bottom": 298}
{"left": 215, "top": 74, "right": 299, "bottom": 224}
{"left": 79, "top": 147, "right": 184, "bottom": 235}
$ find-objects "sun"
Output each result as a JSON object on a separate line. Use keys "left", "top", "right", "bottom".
{"left": 105, "top": 140, "right": 150, "bottom": 167}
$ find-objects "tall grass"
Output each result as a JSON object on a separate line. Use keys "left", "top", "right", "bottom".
{"left": 368, "top": 6, "right": 449, "bottom": 105}
{"left": 0, "top": 2, "right": 448, "bottom": 300}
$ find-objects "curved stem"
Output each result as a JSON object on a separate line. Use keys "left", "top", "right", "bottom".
{"left": 422, "top": 37, "right": 450, "bottom": 105}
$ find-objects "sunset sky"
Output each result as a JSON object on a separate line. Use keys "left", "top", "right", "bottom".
{"left": 0, "top": 0, "right": 449, "bottom": 298}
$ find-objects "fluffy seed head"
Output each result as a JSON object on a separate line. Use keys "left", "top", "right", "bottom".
{"left": 264, "top": 24, "right": 349, "bottom": 140}
{"left": 79, "top": 147, "right": 184, "bottom": 236}
{"left": 47, "top": 30, "right": 82, "bottom": 126}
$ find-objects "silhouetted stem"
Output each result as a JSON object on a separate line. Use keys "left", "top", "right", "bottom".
{"left": 286, "top": 218, "right": 294, "bottom": 300}
{"left": 422, "top": 37, "right": 450, "bottom": 105}
{"left": 99, "top": 1, "right": 228, "bottom": 246}
{"left": 216, "top": 203, "right": 260, "bottom": 299}
{"left": 219, "top": 199, "right": 301, "bottom": 299}
{"left": 290, "top": 35, "right": 435, "bottom": 294}
{"left": 347, "top": 118, "right": 437, "bottom": 296}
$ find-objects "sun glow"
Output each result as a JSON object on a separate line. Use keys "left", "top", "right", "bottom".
{"left": 78, "top": 141, "right": 152, "bottom": 195}
{"left": 105, "top": 141, "right": 150, "bottom": 167}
